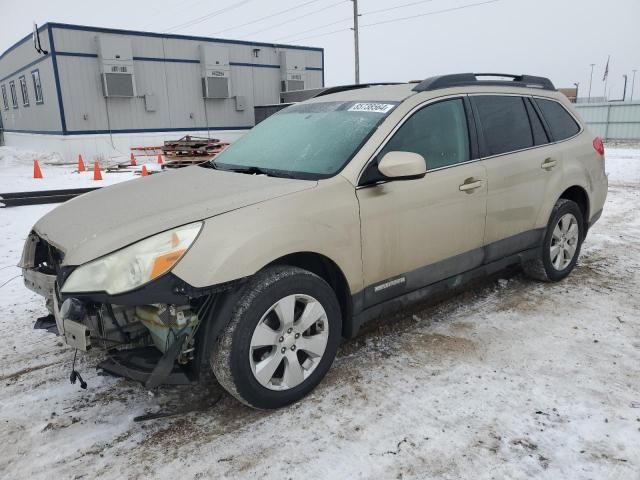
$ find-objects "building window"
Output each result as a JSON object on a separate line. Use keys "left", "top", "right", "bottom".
{"left": 1, "top": 84, "right": 8, "bottom": 110}
{"left": 19, "top": 75, "right": 29, "bottom": 107}
{"left": 31, "top": 69, "right": 44, "bottom": 104}
{"left": 9, "top": 81, "right": 18, "bottom": 109}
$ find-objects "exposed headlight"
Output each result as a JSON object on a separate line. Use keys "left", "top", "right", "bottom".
{"left": 61, "top": 222, "right": 202, "bottom": 295}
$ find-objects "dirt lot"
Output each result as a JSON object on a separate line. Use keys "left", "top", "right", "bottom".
{"left": 1, "top": 147, "right": 639, "bottom": 479}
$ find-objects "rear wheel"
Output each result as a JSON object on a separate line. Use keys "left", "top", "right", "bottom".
{"left": 523, "top": 198, "right": 584, "bottom": 282}
{"left": 211, "top": 266, "right": 341, "bottom": 409}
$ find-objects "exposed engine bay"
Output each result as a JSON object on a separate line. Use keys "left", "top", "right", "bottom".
{"left": 20, "top": 231, "right": 220, "bottom": 388}
{"left": 65, "top": 301, "right": 206, "bottom": 360}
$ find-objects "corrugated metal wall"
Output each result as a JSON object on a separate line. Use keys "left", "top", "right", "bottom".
{"left": 0, "top": 23, "right": 323, "bottom": 137}
{"left": 52, "top": 25, "right": 323, "bottom": 135}
{"left": 574, "top": 102, "right": 640, "bottom": 140}
{"left": 0, "top": 27, "right": 62, "bottom": 133}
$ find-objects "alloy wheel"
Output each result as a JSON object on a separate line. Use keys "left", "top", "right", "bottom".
{"left": 550, "top": 213, "right": 579, "bottom": 270}
{"left": 249, "top": 294, "right": 329, "bottom": 391}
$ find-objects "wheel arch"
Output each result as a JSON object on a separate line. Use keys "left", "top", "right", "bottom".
{"left": 559, "top": 185, "right": 590, "bottom": 236}
{"left": 267, "top": 251, "right": 353, "bottom": 338}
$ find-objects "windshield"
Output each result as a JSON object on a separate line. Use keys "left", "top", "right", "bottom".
{"left": 212, "top": 101, "right": 397, "bottom": 179}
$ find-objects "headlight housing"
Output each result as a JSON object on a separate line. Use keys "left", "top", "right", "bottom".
{"left": 61, "top": 222, "right": 202, "bottom": 295}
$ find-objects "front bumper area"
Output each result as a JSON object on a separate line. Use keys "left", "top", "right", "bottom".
{"left": 21, "top": 266, "right": 225, "bottom": 387}
{"left": 20, "top": 231, "right": 242, "bottom": 387}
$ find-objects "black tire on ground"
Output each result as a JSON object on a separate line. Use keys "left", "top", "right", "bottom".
{"left": 210, "top": 265, "right": 342, "bottom": 409}
{"left": 523, "top": 198, "right": 584, "bottom": 282}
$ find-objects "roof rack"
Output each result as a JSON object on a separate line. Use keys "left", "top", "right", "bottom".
{"left": 412, "top": 73, "right": 556, "bottom": 92}
{"left": 313, "top": 82, "right": 402, "bottom": 97}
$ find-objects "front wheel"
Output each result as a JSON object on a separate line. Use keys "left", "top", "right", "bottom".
{"left": 523, "top": 198, "right": 584, "bottom": 282}
{"left": 211, "top": 266, "right": 341, "bottom": 409}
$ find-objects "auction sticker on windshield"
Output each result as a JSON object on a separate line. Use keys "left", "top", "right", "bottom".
{"left": 348, "top": 103, "right": 395, "bottom": 113}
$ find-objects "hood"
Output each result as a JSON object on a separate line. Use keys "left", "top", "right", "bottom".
{"left": 34, "top": 166, "right": 316, "bottom": 266}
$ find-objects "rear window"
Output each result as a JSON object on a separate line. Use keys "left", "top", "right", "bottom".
{"left": 473, "top": 95, "right": 533, "bottom": 156}
{"left": 534, "top": 98, "right": 580, "bottom": 141}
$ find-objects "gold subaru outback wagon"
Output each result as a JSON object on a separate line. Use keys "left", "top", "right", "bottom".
{"left": 20, "top": 73, "right": 608, "bottom": 409}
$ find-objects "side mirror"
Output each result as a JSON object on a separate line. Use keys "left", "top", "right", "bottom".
{"left": 377, "top": 151, "right": 427, "bottom": 179}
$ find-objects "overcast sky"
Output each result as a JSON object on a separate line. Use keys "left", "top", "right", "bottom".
{"left": 1, "top": 0, "right": 638, "bottom": 99}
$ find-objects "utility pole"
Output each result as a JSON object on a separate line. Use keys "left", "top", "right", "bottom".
{"left": 622, "top": 74, "right": 628, "bottom": 101}
{"left": 588, "top": 63, "right": 595, "bottom": 102}
{"left": 631, "top": 69, "right": 637, "bottom": 102}
{"left": 603, "top": 55, "right": 610, "bottom": 100}
{"left": 352, "top": 0, "right": 360, "bottom": 84}
{"left": 573, "top": 82, "right": 580, "bottom": 103}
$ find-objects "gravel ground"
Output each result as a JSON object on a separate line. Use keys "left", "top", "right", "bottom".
{"left": 0, "top": 146, "right": 638, "bottom": 479}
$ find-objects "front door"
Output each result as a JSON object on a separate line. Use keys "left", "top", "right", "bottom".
{"left": 356, "top": 97, "right": 487, "bottom": 307}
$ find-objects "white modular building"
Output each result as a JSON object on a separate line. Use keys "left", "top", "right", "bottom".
{"left": 0, "top": 23, "right": 324, "bottom": 159}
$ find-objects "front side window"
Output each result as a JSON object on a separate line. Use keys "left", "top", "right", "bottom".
{"left": 379, "top": 98, "right": 470, "bottom": 170}
{"left": 31, "top": 70, "right": 43, "bottom": 104}
{"left": 473, "top": 95, "right": 533, "bottom": 156}
{"left": 1, "top": 85, "right": 8, "bottom": 110}
{"left": 19, "top": 76, "right": 29, "bottom": 106}
{"left": 213, "top": 101, "right": 397, "bottom": 179}
{"left": 9, "top": 81, "right": 18, "bottom": 109}
{"left": 534, "top": 98, "right": 580, "bottom": 141}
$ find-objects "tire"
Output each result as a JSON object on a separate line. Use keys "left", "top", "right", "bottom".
{"left": 210, "top": 265, "right": 341, "bottom": 409}
{"left": 523, "top": 198, "right": 584, "bottom": 282}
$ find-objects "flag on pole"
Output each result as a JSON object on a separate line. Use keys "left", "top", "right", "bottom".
{"left": 602, "top": 55, "right": 610, "bottom": 81}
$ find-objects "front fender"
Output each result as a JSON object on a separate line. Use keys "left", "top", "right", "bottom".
{"left": 172, "top": 177, "right": 363, "bottom": 294}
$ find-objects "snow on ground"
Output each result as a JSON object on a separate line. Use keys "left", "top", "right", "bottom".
{"left": 0, "top": 146, "right": 161, "bottom": 193}
{"left": 0, "top": 145, "right": 639, "bottom": 479}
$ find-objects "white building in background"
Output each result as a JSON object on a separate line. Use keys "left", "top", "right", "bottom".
{"left": 0, "top": 23, "right": 324, "bottom": 160}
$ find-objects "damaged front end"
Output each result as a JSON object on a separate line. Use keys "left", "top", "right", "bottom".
{"left": 19, "top": 228, "right": 235, "bottom": 388}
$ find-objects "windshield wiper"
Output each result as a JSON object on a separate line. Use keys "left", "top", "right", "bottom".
{"left": 213, "top": 163, "right": 294, "bottom": 178}
{"left": 226, "top": 166, "right": 271, "bottom": 175}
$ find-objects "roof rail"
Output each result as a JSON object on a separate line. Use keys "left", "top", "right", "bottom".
{"left": 412, "top": 73, "right": 556, "bottom": 92}
{"left": 313, "top": 82, "right": 402, "bottom": 97}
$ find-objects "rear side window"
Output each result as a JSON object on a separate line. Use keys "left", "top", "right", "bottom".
{"left": 534, "top": 98, "right": 580, "bottom": 141}
{"left": 473, "top": 95, "right": 533, "bottom": 156}
{"left": 524, "top": 98, "right": 549, "bottom": 145}
{"left": 380, "top": 98, "right": 470, "bottom": 170}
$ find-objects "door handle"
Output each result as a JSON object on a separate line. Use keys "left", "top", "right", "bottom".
{"left": 541, "top": 158, "right": 557, "bottom": 170}
{"left": 459, "top": 179, "right": 483, "bottom": 192}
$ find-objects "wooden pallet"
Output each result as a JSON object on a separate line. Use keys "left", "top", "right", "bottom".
{"left": 161, "top": 135, "right": 228, "bottom": 157}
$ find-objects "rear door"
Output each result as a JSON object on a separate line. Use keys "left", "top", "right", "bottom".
{"left": 357, "top": 97, "right": 487, "bottom": 307}
{"left": 471, "top": 94, "right": 561, "bottom": 261}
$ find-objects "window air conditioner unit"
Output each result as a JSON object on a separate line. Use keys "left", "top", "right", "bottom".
{"left": 96, "top": 36, "right": 136, "bottom": 98}
{"left": 200, "top": 45, "right": 231, "bottom": 99}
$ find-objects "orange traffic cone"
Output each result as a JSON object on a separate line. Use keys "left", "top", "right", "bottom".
{"left": 130, "top": 153, "right": 136, "bottom": 166}
{"left": 33, "top": 160, "right": 43, "bottom": 179}
{"left": 78, "top": 154, "right": 86, "bottom": 172}
{"left": 157, "top": 154, "right": 163, "bottom": 165}
{"left": 141, "top": 165, "right": 149, "bottom": 177}
{"left": 93, "top": 161, "right": 103, "bottom": 181}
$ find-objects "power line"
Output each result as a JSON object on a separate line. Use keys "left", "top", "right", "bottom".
{"left": 362, "top": 0, "right": 499, "bottom": 28}
{"left": 362, "top": 0, "right": 438, "bottom": 16}
{"left": 137, "top": 0, "right": 210, "bottom": 30}
{"left": 273, "top": 0, "right": 444, "bottom": 43}
{"left": 284, "top": 0, "right": 500, "bottom": 43}
{"left": 212, "top": 0, "right": 326, "bottom": 35}
{"left": 274, "top": 16, "right": 351, "bottom": 42}
{"left": 242, "top": 0, "right": 348, "bottom": 38}
{"left": 163, "top": 1, "right": 252, "bottom": 33}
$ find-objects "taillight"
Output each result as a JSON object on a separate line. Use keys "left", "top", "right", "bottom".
{"left": 593, "top": 137, "right": 604, "bottom": 156}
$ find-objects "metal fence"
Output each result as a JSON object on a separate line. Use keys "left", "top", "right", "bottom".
{"left": 574, "top": 102, "right": 640, "bottom": 140}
